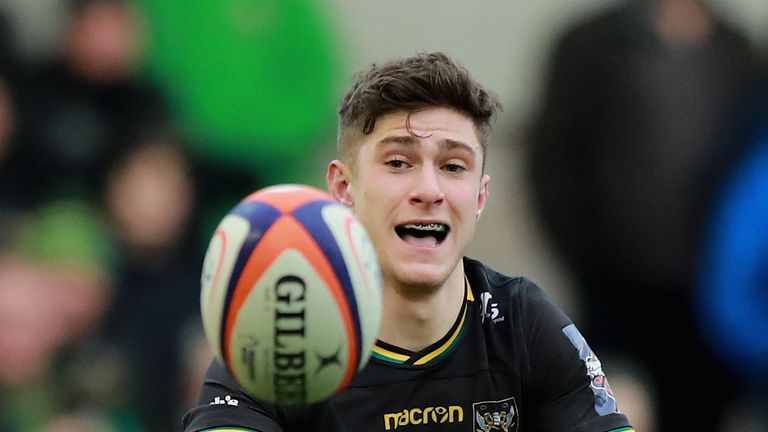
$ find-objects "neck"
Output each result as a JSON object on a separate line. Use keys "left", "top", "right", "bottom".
{"left": 377, "top": 261, "right": 466, "bottom": 352}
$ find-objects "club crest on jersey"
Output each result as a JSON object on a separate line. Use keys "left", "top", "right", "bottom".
{"left": 472, "top": 397, "right": 518, "bottom": 432}
{"left": 562, "top": 324, "right": 620, "bottom": 416}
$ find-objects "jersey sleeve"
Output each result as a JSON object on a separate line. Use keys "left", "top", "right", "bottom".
{"left": 182, "top": 360, "right": 285, "bottom": 432}
{"left": 518, "top": 279, "right": 632, "bottom": 431}
{"left": 183, "top": 360, "right": 342, "bottom": 432}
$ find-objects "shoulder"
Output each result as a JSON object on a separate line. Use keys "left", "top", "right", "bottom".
{"left": 464, "top": 257, "right": 572, "bottom": 341}
{"left": 464, "top": 258, "right": 562, "bottom": 315}
{"left": 463, "top": 256, "right": 528, "bottom": 295}
{"left": 463, "top": 261, "right": 631, "bottom": 428}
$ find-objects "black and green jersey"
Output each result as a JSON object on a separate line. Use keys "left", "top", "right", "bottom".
{"left": 183, "top": 258, "right": 633, "bottom": 431}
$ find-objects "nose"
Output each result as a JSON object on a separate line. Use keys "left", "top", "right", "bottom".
{"left": 409, "top": 164, "right": 444, "bottom": 207}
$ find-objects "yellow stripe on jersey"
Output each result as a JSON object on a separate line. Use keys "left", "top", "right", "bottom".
{"left": 466, "top": 276, "right": 475, "bottom": 302}
{"left": 372, "top": 345, "right": 410, "bottom": 362}
{"left": 372, "top": 274, "right": 474, "bottom": 365}
{"left": 413, "top": 305, "right": 468, "bottom": 365}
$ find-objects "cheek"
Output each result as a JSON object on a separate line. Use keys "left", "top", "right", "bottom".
{"left": 350, "top": 198, "right": 383, "bottom": 239}
{"left": 452, "top": 186, "right": 483, "bottom": 217}
{"left": 354, "top": 173, "right": 390, "bottom": 213}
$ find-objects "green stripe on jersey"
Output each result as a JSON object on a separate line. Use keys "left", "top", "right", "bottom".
{"left": 202, "top": 428, "right": 258, "bottom": 432}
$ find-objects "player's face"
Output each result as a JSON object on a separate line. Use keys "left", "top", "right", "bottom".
{"left": 328, "top": 107, "right": 489, "bottom": 289}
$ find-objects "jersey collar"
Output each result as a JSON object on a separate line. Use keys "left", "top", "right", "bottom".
{"left": 371, "top": 276, "right": 474, "bottom": 366}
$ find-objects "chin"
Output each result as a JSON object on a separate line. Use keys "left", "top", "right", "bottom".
{"left": 377, "top": 239, "right": 462, "bottom": 290}
{"left": 393, "top": 261, "right": 452, "bottom": 290}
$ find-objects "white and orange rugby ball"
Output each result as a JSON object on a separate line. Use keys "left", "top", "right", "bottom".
{"left": 200, "top": 184, "right": 382, "bottom": 404}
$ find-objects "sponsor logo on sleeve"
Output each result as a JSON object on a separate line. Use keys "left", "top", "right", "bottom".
{"left": 562, "top": 324, "right": 620, "bottom": 416}
{"left": 209, "top": 394, "right": 240, "bottom": 407}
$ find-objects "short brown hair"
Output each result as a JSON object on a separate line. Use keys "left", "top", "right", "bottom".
{"left": 337, "top": 52, "right": 501, "bottom": 168}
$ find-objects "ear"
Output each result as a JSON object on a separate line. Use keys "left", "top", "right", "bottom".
{"left": 476, "top": 174, "right": 490, "bottom": 219}
{"left": 327, "top": 160, "right": 354, "bottom": 208}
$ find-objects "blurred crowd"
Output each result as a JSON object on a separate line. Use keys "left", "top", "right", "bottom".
{"left": 0, "top": 0, "right": 338, "bottom": 430}
{"left": 0, "top": 0, "right": 766, "bottom": 431}
{"left": 0, "top": 1, "right": 216, "bottom": 430}
{"left": 527, "top": 0, "right": 767, "bottom": 430}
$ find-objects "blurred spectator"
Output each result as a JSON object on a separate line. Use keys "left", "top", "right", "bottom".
{"left": 0, "top": 8, "right": 16, "bottom": 165}
{"left": 0, "top": 76, "right": 15, "bottom": 167}
{"left": 102, "top": 130, "right": 203, "bottom": 431}
{"left": 527, "top": 0, "right": 757, "bottom": 429}
{"left": 41, "top": 413, "right": 118, "bottom": 432}
{"left": 0, "top": 7, "right": 22, "bottom": 246}
{"left": 0, "top": 73, "right": 21, "bottom": 246}
{"left": 0, "top": 5, "right": 20, "bottom": 72}
{"left": 6, "top": 0, "right": 169, "bottom": 210}
{"left": 0, "top": 199, "right": 120, "bottom": 431}
{"left": 697, "top": 67, "right": 768, "bottom": 431}
{"left": 1, "top": 4, "right": 204, "bottom": 430}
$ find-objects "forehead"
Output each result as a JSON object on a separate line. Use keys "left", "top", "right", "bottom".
{"left": 363, "top": 107, "right": 481, "bottom": 151}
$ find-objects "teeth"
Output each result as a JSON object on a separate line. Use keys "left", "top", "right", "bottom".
{"left": 403, "top": 223, "right": 446, "bottom": 232}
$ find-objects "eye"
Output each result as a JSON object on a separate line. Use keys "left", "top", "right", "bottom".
{"left": 386, "top": 159, "right": 410, "bottom": 169}
{"left": 444, "top": 163, "right": 466, "bottom": 174}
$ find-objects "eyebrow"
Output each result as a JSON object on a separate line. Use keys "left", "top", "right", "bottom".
{"left": 376, "top": 135, "right": 477, "bottom": 156}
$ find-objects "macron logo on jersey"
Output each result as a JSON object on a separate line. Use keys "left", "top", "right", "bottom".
{"left": 383, "top": 405, "right": 464, "bottom": 430}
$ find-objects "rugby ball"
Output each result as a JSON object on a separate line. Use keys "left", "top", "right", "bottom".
{"left": 200, "top": 184, "right": 382, "bottom": 404}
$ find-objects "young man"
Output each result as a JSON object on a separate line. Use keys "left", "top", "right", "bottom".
{"left": 183, "top": 52, "right": 634, "bottom": 431}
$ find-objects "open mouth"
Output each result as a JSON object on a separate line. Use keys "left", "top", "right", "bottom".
{"left": 395, "top": 223, "right": 450, "bottom": 248}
